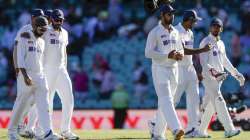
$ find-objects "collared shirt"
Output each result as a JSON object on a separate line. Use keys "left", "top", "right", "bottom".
{"left": 16, "top": 30, "right": 45, "bottom": 74}
{"left": 145, "top": 22, "right": 184, "bottom": 67}
{"left": 175, "top": 22, "right": 194, "bottom": 66}
{"left": 43, "top": 26, "right": 68, "bottom": 69}
{"left": 199, "top": 34, "right": 237, "bottom": 76}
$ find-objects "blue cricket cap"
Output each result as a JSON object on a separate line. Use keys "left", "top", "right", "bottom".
{"left": 51, "top": 9, "right": 64, "bottom": 20}
{"left": 183, "top": 10, "right": 202, "bottom": 21}
{"left": 31, "top": 9, "right": 44, "bottom": 17}
{"left": 44, "top": 9, "right": 53, "bottom": 18}
{"left": 210, "top": 18, "right": 223, "bottom": 27}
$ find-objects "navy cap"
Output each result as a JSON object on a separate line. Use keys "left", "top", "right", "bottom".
{"left": 159, "top": 4, "right": 176, "bottom": 14}
{"left": 51, "top": 9, "right": 64, "bottom": 20}
{"left": 210, "top": 18, "right": 223, "bottom": 27}
{"left": 44, "top": 9, "right": 53, "bottom": 18}
{"left": 183, "top": 10, "right": 202, "bottom": 21}
{"left": 31, "top": 9, "right": 44, "bottom": 17}
{"left": 34, "top": 16, "right": 48, "bottom": 27}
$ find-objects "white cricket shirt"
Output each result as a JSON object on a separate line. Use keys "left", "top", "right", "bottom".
{"left": 145, "top": 22, "right": 184, "bottom": 67}
{"left": 43, "top": 26, "right": 68, "bottom": 69}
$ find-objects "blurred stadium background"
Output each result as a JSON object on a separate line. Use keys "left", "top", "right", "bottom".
{"left": 0, "top": 0, "right": 250, "bottom": 130}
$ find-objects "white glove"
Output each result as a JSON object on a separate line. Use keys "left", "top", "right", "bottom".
{"left": 209, "top": 68, "right": 228, "bottom": 82}
{"left": 232, "top": 72, "right": 245, "bottom": 86}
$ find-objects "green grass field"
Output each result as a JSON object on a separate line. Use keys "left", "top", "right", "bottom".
{"left": 1, "top": 129, "right": 250, "bottom": 140}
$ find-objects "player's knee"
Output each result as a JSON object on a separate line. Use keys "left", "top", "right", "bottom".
{"left": 158, "top": 95, "right": 174, "bottom": 106}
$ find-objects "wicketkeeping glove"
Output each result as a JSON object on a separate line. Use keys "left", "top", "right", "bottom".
{"left": 232, "top": 72, "right": 245, "bottom": 86}
{"left": 209, "top": 68, "right": 228, "bottom": 82}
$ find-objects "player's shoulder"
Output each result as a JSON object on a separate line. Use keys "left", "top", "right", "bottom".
{"left": 174, "top": 23, "right": 182, "bottom": 32}
{"left": 171, "top": 26, "right": 179, "bottom": 34}
{"left": 149, "top": 24, "right": 165, "bottom": 37}
{"left": 18, "top": 24, "right": 32, "bottom": 33}
{"left": 20, "top": 31, "right": 31, "bottom": 39}
{"left": 61, "top": 27, "right": 68, "bottom": 33}
{"left": 201, "top": 35, "right": 210, "bottom": 43}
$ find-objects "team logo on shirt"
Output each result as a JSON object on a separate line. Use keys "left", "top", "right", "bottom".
{"left": 161, "top": 34, "right": 167, "bottom": 38}
{"left": 50, "top": 33, "right": 56, "bottom": 36}
{"left": 28, "top": 46, "right": 42, "bottom": 53}
{"left": 28, "top": 41, "right": 33, "bottom": 44}
{"left": 184, "top": 41, "right": 193, "bottom": 46}
{"left": 163, "top": 40, "right": 176, "bottom": 46}
{"left": 50, "top": 39, "right": 59, "bottom": 44}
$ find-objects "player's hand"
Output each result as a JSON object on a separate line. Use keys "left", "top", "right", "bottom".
{"left": 197, "top": 73, "right": 203, "bottom": 81}
{"left": 209, "top": 68, "right": 228, "bottom": 82}
{"left": 15, "top": 68, "right": 20, "bottom": 77}
{"left": 175, "top": 52, "right": 183, "bottom": 60}
{"left": 24, "top": 75, "right": 33, "bottom": 86}
{"left": 168, "top": 50, "right": 183, "bottom": 61}
{"left": 202, "top": 44, "right": 212, "bottom": 52}
{"left": 233, "top": 72, "right": 245, "bottom": 86}
{"left": 168, "top": 50, "right": 177, "bottom": 59}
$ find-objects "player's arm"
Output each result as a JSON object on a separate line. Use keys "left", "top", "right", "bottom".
{"left": 64, "top": 32, "right": 69, "bottom": 68}
{"left": 199, "top": 39, "right": 213, "bottom": 73}
{"left": 184, "top": 44, "right": 212, "bottom": 55}
{"left": 16, "top": 33, "right": 32, "bottom": 86}
{"left": 193, "top": 54, "right": 203, "bottom": 81}
{"left": 145, "top": 31, "right": 169, "bottom": 59}
{"left": 221, "top": 43, "right": 245, "bottom": 86}
{"left": 64, "top": 46, "right": 67, "bottom": 67}
{"left": 13, "top": 40, "right": 19, "bottom": 76}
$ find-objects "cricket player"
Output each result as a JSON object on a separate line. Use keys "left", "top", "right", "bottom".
{"left": 9, "top": 16, "right": 63, "bottom": 140}
{"left": 173, "top": 10, "right": 210, "bottom": 137}
{"left": 148, "top": 10, "right": 212, "bottom": 139}
{"left": 197, "top": 18, "right": 244, "bottom": 138}
{"left": 145, "top": 4, "right": 184, "bottom": 140}
{"left": 13, "top": 9, "right": 44, "bottom": 138}
{"left": 42, "top": 9, "right": 79, "bottom": 139}
{"left": 18, "top": 9, "right": 79, "bottom": 139}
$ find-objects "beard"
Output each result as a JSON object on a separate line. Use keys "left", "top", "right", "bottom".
{"left": 33, "top": 30, "right": 43, "bottom": 37}
{"left": 52, "top": 23, "right": 61, "bottom": 30}
{"left": 212, "top": 31, "right": 219, "bottom": 37}
{"left": 164, "top": 17, "right": 173, "bottom": 25}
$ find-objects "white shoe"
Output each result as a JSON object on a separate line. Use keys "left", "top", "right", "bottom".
{"left": 184, "top": 127, "right": 195, "bottom": 138}
{"left": 173, "top": 129, "right": 184, "bottom": 140}
{"left": 18, "top": 129, "right": 35, "bottom": 138}
{"left": 36, "top": 131, "right": 63, "bottom": 140}
{"left": 185, "top": 129, "right": 211, "bottom": 138}
{"left": 148, "top": 120, "right": 166, "bottom": 140}
{"left": 148, "top": 120, "right": 155, "bottom": 138}
{"left": 60, "top": 131, "right": 79, "bottom": 140}
{"left": 8, "top": 130, "right": 20, "bottom": 140}
{"left": 225, "top": 129, "right": 240, "bottom": 138}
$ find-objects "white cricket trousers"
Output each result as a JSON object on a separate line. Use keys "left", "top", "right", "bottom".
{"left": 46, "top": 67, "right": 74, "bottom": 132}
{"left": 151, "top": 65, "right": 182, "bottom": 137}
{"left": 198, "top": 76, "right": 235, "bottom": 134}
{"left": 8, "top": 72, "right": 51, "bottom": 134}
{"left": 174, "top": 65, "right": 200, "bottom": 132}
